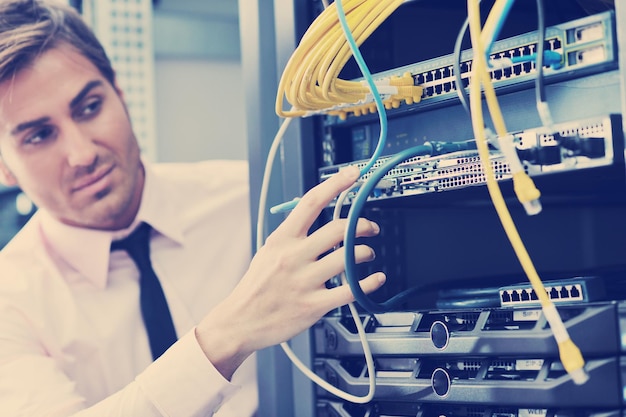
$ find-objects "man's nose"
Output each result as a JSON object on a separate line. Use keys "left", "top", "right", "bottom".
{"left": 63, "top": 123, "right": 98, "bottom": 167}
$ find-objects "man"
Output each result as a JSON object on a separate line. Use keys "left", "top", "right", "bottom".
{"left": 0, "top": 1, "right": 385, "bottom": 416}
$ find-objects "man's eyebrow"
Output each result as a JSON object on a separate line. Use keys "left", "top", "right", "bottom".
{"left": 69, "top": 80, "right": 103, "bottom": 109}
{"left": 9, "top": 80, "right": 104, "bottom": 136}
{"left": 11, "top": 117, "right": 50, "bottom": 136}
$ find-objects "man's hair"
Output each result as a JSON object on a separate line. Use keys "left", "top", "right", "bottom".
{"left": 0, "top": 0, "right": 115, "bottom": 85}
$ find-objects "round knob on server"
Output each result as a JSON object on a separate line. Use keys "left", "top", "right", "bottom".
{"left": 429, "top": 320, "right": 450, "bottom": 350}
{"left": 431, "top": 367, "right": 451, "bottom": 398}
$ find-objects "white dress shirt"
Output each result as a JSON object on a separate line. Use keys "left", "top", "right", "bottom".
{"left": 0, "top": 160, "right": 257, "bottom": 417}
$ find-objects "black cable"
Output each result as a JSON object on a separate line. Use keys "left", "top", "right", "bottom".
{"left": 454, "top": 16, "right": 472, "bottom": 116}
{"left": 535, "top": 0, "right": 547, "bottom": 105}
{"left": 344, "top": 140, "right": 478, "bottom": 314}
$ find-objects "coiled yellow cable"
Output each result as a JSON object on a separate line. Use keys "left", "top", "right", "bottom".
{"left": 276, "top": 0, "right": 417, "bottom": 118}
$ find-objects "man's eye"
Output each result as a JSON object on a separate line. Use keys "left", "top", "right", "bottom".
{"left": 78, "top": 99, "right": 102, "bottom": 118}
{"left": 24, "top": 126, "right": 54, "bottom": 145}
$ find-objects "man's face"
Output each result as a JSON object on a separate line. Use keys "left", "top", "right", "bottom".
{"left": 0, "top": 45, "right": 144, "bottom": 230}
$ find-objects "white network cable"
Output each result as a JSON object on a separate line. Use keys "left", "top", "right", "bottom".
{"left": 256, "top": 115, "right": 376, "bottom": 403}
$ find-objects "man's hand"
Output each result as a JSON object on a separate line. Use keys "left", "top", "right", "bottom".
{"left": 196, "top": 165, "right": 385, "bottom": 379}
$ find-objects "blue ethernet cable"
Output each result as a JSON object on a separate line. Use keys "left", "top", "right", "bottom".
{"left": 334, "top": 0, "right": 388, "bottom": 176}
{"left": 343, "top": 140, "right": 477, "bottom": 313}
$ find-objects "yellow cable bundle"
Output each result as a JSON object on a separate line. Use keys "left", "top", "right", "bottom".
{"left": 466, "top": 0, "right": 588, "bottom": 385}
{"left": 276, "top": 0, "right": 409, "bottom": 118}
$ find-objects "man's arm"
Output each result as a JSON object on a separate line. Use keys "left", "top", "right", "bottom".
{"left": 0, "top": 307, "right": 235, "bottom": 417}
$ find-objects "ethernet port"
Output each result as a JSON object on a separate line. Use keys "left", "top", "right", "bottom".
{"left": 570, "top": 285, "right": 581, "bottom": 298}
{"left": 511, "top": 291, "right": 520, "bottom": 302}
{"left": 521, "top": 290, "right": 530, "bottom": 301}
{"left": 549, "top": 287, "right": 560, "bottom": 299}
{"left": 501, "top": 291, "right": 511, "bottom": 303}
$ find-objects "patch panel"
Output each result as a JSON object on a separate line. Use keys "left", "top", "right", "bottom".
{"left": 318, "top": 114, "right": 621, "bottom": 205}
{"left": 319, "top": 148, "right": 510, "bottom": 199}
{"left": 323, "top": 11, "right": 616, "bottom": 121}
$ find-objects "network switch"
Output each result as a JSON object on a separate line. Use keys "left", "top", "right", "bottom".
{"left": 320, "top": 11, "right": 616, "bottom": 121}
{"left": 319, "top": 114, "right": 622, "bottom": 206}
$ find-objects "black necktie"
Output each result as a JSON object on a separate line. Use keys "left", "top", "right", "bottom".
{"left": 111, "top": 222, "right": 177, "bottom": 360}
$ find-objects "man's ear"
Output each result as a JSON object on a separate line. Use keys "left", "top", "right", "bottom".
{"left": 0, "top": 157, "right": 17, "bottom": 187}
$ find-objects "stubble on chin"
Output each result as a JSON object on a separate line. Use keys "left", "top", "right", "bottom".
{"left": 75, "top": 177, "right": 137, "bottom": 230}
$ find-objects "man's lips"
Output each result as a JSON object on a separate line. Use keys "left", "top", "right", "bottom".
{"left": 71, "top": 165, "right": 115, "bottom": 193}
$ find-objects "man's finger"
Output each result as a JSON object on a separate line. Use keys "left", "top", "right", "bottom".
{"left": 320, "top": 272, "right": 387, "bottom": 312}
{"left": 302, "top": 217, "right": 379, "bottom": 260}
{"left": 302, "top": 244, "right": 376, "bottom": 285}
{"left": 273, "top": 165, "right": 360, "bottom": 238}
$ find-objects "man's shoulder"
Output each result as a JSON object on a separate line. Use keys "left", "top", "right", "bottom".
{"left": 0, "top": 216, "right": 48, "bottom": 288}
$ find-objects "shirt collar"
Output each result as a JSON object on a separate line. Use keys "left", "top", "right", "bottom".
{"left": 39, "top": 161, "right": 185, "bottom": 289}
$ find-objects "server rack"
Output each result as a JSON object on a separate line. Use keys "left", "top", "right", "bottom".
{"left": 241, "top": 1, "right": 626, "bottom": 416}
